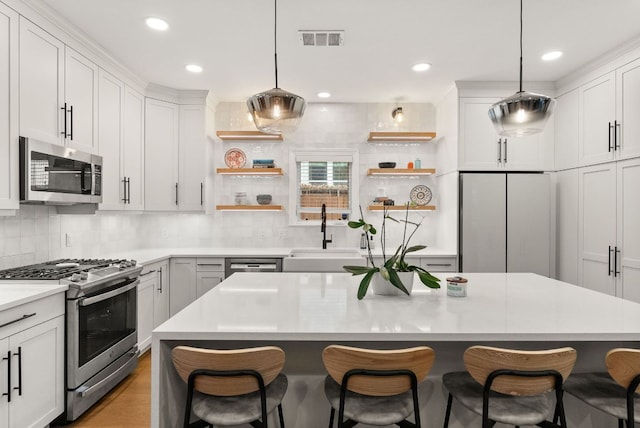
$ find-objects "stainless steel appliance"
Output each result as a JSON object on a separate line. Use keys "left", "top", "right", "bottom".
{"left": 0, "top": 258, "right": 142, "bottom": 421}
{"left": 19, "top": 136, "right": 103, "bottom": 205}
{"left": 225, "top": 258, "right": 282, "bottom": 278}
{"left": 458, "top": 172, "right": 551, "bottom": 275}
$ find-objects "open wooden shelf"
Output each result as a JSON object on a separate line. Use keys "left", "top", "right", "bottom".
{"left": 216, "top": 168, "right": 283, "bottom": 175}
{"left": 367, "top": 205, "right": 436, "bottom": 211}
{"left": 216, "top": 130, "right": 283, "bottom": 141}
{"left": 367, "top": 168, "right": 436, "bottom": 176}
{"left": 216, "top": 205, "right": 284, "bottom": 211}
{"left": 367, "top": 132, "right": 436, "bottom": 142}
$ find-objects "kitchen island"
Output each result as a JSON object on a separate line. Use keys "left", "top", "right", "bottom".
{"left": 151, "top": 272, "right": 640, "bottom": 427}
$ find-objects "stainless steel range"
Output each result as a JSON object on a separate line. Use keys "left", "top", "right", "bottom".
{"left": 0, "top": 258, "right": 142, "bottom": 421}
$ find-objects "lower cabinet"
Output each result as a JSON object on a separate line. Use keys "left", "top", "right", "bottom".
{"left": 138, "top": 260, "right": 170, "bottom": 351}
{"left": 196, "top": 258, "right": 224, "bottom": 297}
{"left": 169, "top": 258, "right": 197, "bottom": 317}
{"left": 370, "top": 256, "right": 457, "bottom": 273}
{"left": 0, "top": 295, "right": 65, "bottom": 428}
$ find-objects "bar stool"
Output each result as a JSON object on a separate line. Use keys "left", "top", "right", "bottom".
{"left": 442, "top": 345, "right": 577, "bottom": 428}
{"left": 564, "top": 348, "right": 640, "bottom": 427}
{"left": 171, "top": 345, "right": 287, "bottom": 428}
{"left": 321, "top": 344, "right": 435, "bottom": 427}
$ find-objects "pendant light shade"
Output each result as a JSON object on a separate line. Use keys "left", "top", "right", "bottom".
{"left": 488, "top": 0, "right": 555, "bottom": 137}
{"left": 247, "top": 0, "right": 305, "bottom": 134}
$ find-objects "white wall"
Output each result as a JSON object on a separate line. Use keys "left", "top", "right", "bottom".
{"left": 0, "top": 101, "right": 461, "bottom": 269}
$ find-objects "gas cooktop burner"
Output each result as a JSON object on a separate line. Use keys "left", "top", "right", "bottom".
{"left": 0, "top": 258, "right": 137, "bottom": 281}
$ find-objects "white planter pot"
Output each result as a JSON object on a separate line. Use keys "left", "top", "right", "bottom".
{"left": 371, "top": 271, "right": 414, "bottom": 296}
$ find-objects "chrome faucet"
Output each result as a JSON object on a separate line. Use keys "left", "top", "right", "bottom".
{"left": 321, "top": 203, "right": 332, "bottom": 249}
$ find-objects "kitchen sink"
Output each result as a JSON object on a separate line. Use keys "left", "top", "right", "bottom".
{"left": 283, "top": 248, "right": 366, "bottom": 272}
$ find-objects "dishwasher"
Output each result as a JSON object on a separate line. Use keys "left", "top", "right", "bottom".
{"left": 224, "top": 258, "right": 283, "bottom": 278}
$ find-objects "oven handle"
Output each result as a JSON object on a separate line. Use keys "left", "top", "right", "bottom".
{"left": 78, "top": 279, "right": 139, "bottom": 307}
{"left": 79, "top": 346, "right": 140, "bottom": 398}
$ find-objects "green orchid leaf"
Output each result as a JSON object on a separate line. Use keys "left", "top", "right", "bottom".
{"left": 357, "top": 270, "right": 377, "bottom": 300}
{"left": 347, "top": 220, "right": 364, "bottom": 229}
{"left": 343, "top": 265, "right": 373, "bottom": 275}
{"left": 388, "top": 269, "right": 410, "bottom": 295}
{"left": 404, "top": 245, "right": 427, "bottom": 253}
{"left": 416, "top": 269, "right": 441, "bottom": 288}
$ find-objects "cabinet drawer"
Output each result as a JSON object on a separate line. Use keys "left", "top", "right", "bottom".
{"left": 196, "top": 257, "right": 225, "bottom": 272}
{"left": 421, "top": 257, "right": 457, "bottom": 272}
{"left": 0, "top": 293, "right": 65, "bottom": 338}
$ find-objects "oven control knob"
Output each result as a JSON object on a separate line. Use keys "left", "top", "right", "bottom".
{"left": 70, "top": 273, "right": 82, "bottom": 282}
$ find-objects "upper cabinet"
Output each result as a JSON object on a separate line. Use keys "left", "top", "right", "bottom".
{"left": 19, "top": 18, "right": 98, "bottom": 151}
{"left": 98, "top": 71, "right": 145, "bottom": 211}
{"left": 0, "top": 4, "right": 18, "bottom": 212}
{"left": 458, "top": 97, "right": 552, "bottom": 171}
{"left": 145, "top": 99, "right": 206, "bottom": 212}
{"left": 554, "top": 89, "right": 580, "bottom": 171}
{"left": 578, "top": 57, "right": 640, "bottom": 166}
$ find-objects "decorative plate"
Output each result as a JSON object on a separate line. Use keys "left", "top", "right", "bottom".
{"left": 224, "top": 148, "right": 246, "bottom": 168}
{"left": 409, "top": 185, "right": 432, "bottom": 206}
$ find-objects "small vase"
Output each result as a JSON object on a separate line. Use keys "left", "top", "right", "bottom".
{"left": 372, "top": 272, "right": 414, "bottom": 296}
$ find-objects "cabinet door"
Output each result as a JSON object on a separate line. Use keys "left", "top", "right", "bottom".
{"left": 578, "top": 163, "right": 616, "bottom": 295}
{"left": 178, "top": 105, "right": 206, "bottom": 211}
{"left": 459, "top": 98, "right": 502, "bottom": 170}
{"left": 19, "top": 17, "right": 64, "bottom": 145}
{"left": 169, "top": 258, "right": 196, "bottom": 316}
{"left": 137, "top": 276, "right": 154, "bottom": 352}
{"left": 502, "top": 132, "right": 547, "bottom": 171}
{"left": 196, "top": 272, "right": 223, "bottom": 297}
{"left": 0, "top": 337, "right": 8, "bottom": 428}
{"left": 616, "top": 58, "right": 640, "bottom": 160}
{"left": 0, "top": 4, "right": 18, "bottom": 211}
{"left": 580, "top": 72, "right": 616, "bottom": 166}
{"left": 123, "top": 86, "right": 145, "bottom": 210}
{"left": 554, "top": 89, "right": 580, "bottom": 171}
{"left": 145, "top": 99, "right": 179, "bottom": 211}
{"left": 154, "top": 262, "right": 170, "bottom": 328}
{"left": 98, "top": 69, "right": 124, "bottom": 210}
{"left": 9, "top": 315, "right": 64, "bottom": 428}
{"left": 556, "top": 169, "right": 579, "bottom": 285}
{"left": 617, "top": 158, "right": 640, "bottom": 303}
{"left": 64, "top": 47, "right": 98, "bottom": 152}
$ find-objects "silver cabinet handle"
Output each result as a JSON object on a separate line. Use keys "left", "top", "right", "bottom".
{"left": 615, "top": 120, "right": 621, "bottom": 150}
{"left": 503, "top": 138, "right": 508, "bottom": 163}
{"left": 0, "top": 313, "right": 36, "bottom": 329}
{"left": 497, "top": 138, "right": 502, "bottom": 163}
{"left": 175, "top": 183, "right": 179, "bottom": 206}
{"left": 426, "top": 263, "right": 452, "bottom": 267}
{"left": 158, "top": 266, "right": 163, "bottom": 293}
{"left": 79, "top": 279, "right": 138, "bottom": 306}
{"left": 13, "top": 347, "right": 21, "bottom": 396}
{"left": 2, "top": 351, "right": 10, "bottom": 402}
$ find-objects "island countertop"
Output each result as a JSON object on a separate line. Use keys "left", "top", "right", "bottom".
{"left": 154, "top": 272, "right": 640, "bottom": 342}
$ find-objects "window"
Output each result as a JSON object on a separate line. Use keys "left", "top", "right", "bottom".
{"left": 290, "top": 150, "right": 358, "bottom": 224}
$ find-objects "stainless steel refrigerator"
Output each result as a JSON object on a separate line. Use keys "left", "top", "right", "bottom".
{"left": 458, "top": 172, "right": 551, "bottom": 275}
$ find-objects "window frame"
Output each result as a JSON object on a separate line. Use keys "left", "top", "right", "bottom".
{"left": 288, "top": 148, "right": 359, "bottom": 226}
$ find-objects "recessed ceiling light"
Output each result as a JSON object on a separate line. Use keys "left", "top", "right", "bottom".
{"left": 542, "top": 51, "right": 563, "bottom": 61}
{"left": 185, "top": 64, "right": 203, "bottom": 73}
{"left": 145, "top": 17, "right": 169, "bottom": 31}
{"left": 317, "top": 92, "right": 331, "bottom": 98}
{"left": 411, "top": 63, "right": 431, "bottom": 72}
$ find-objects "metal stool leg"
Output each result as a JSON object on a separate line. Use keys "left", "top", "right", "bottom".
{"left": 329, "top": 407, "right": 335, "bottom": 428}
{"left": 277, "top": 404, "right": 285, "bottom": 428}
{"left": 443, "top": 393, "right": 453, "bottom": 428}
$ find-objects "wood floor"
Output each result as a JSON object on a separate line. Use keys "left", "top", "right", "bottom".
{"left": 57, "top": 350, "right": 152, "bottom": 427}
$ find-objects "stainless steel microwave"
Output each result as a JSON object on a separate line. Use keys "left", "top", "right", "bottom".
{"left": 19, "top": 137, "right": 103, "bottom": 204}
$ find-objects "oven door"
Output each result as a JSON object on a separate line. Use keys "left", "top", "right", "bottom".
{"left": 66, "top": 277, "right": 138, "bottom": 389}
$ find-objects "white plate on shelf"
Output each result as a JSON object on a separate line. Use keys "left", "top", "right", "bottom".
{"left": 409, "top": 185, "right": 432, "bottom": 205}
{"left": 224, "top": 148, "right": 246, "bottom": 168}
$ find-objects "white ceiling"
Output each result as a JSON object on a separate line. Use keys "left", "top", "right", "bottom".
{"left": 38, "top": 0, "right": 640, "bottom": 104}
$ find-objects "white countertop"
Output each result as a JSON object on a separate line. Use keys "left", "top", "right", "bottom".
{"left": 154, "top": 272, "right": 640, "bottom": 342}
{"left": 0, "top": 283, "right": 68, "bottom": 311}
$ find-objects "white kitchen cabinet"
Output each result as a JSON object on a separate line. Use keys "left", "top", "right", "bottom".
{"left": 0, "top": 4, "right": 18, "bottom": 212}
{"left": 554, "top": 89, "right": 579, "bottom": 171}
{"left": 19, "top": 18, "right": 98, "bottom": 150}
{"left": 145, "top": 100, "right": 206, "bottom": 211}
{"left": 578, "top": 158, "right": 640, "bottom": 301}
{"left": 19, "top": 16, "right": 64, "bottom": 145}
{"left": 578, "top": 59, "right": 640, "bottom": 166}
{"left": 458, "top": 97, "right": 549, "bottom": 171}
{"left": 169, "top": 257, "right": 197, "bottom": 316}
{"left": 137, "top": 260, "right": 170, "bottom": 352}
{"left": 64, "top": 47, "right": 98, "bottom": 152}
{"left": 196, "top": 258, "right": 224, "bottom": 297}
{"left": 0, "top": 294, "right": 65, "bottom": 428}
{"left": 555, "top": 169, "right": 579, "bottom": 285}
{"left": 98, "top": 70, "right": 145, "bottom": 211}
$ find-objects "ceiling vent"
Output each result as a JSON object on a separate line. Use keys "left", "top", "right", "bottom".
{"left": 298, "top": 30, "right": 344, "bottom": 47}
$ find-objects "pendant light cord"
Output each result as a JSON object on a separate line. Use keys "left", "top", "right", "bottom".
{"left": 274, "top": 0, "right": 279, "bottom": 89}
{"left": 519, "top": 0, "right": 523, "bottom": 93}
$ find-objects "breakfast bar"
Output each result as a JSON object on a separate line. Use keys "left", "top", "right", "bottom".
{"left": 151, "top": 272, "right": 640, "bottom": 427}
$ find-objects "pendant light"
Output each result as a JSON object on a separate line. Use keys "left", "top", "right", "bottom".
{"left": 247, "top": 0, "right": 306, "bottom": 134}
{"left": 488, "top": 0, "right": 555, "bottom": 137}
